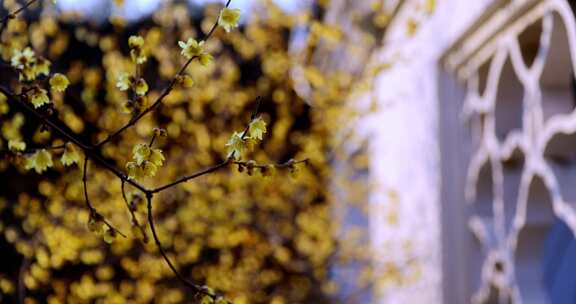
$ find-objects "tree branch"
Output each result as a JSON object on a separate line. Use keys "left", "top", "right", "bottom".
{"left": 83, "top": 157, "right": 126, "bottom": 238}
{"left": 94, "top": 0, "right": 234, "bottom": 148}
{"left": 0, "top": 0, "right": 39, "bottom": 39}
{"left": 0, "top": 144, "right": 65, "bottom": 157}
{"left": 145, "top": 193, "right": 217, "bottom": 300}
{"left": 121, "top": 180, "right": 148, "bottom": 243}
{"left": 0, "top": 85, "right": 149, "bottom": 194}
{"left": 151, "top": 160, "right": 231, "bottom": 194}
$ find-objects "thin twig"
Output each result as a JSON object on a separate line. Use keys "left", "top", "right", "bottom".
{"left": 94, "top": 0, "right": 234, "bottom": 148}
{"left": 0, "top": 85, "right": 149, "bottom": 194}
{"left": 233, "top": 159, "right": 309, "bottom": 169}
{"left": 151, "top": 96, "right": 262, "bottom": 194}
{"left": 202, "top": 0, "right": 233, "bottom": 41}
{"left": 0, "top": 144, "right": 65, "bottom": 157}
{"left": 148, "top": 133, "right": 157, "bottom": 148}
{"left": 83, "top": 157, "right": 127, "bottom": 238}
{"left": 0, "top": 0, "right": 39, "bottom": 40}
{"left": 0, "top": 2, "right": 299, "bottom": 298}
{"left": 239, "top": 96, "right": 262, "bottom": 139}
{"left": 146, "top": 193, "right": 215, "bottom": 299}
{"left": 151, "top": 160, "right": 231, "bottom": 194}
{"left": 121, "top": 180, "right": 148, "bottom": 243}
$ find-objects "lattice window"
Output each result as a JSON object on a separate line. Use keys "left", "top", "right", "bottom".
{"left": 443, "top": 0, "right": 576, "bottom": 303}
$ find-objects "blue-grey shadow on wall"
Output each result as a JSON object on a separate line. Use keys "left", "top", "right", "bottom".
{"left": 543, "top": 219, "right": 576, "bottom": 303}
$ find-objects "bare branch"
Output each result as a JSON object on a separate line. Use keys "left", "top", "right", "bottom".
{"left": 0, "top": 85, "right": 149, "bottom": 194}
{"left": 151, "top": 160, "right": 231, "bottom": 194}
{"left": 0, "top": 144, "right": 65, "bottom": 158}
{"left": 121, "top": 180, "right": 148, "bottom": 243}
{"left": 0, "top": 0, "right": 39, "bottom": 39}
{"left": 145, "top": 193, "right": 216, "bottom": 299}
{"left": 83, "top": 157, "right": 126, "bottom": 238}
{"left": 152, "top": 96, "right": 263, "bottom": 193}
{"left": 94, "top": 0, "right": 234, "bottom": 148}
{"left": 233, "top": 159, "right": 309, "bottom": 169}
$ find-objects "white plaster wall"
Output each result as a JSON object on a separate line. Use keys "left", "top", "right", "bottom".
{"left": 356, "top": 1, "right": 496, "bottom": 303}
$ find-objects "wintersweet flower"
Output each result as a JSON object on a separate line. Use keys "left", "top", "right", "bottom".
{"left": 25, "top": 149, "right": 53, "bottom": 173}
{"left": 248, "top": 116, "right": 267, "bottom": 140}
{"left": 49, "top": 73, "right": 70, "bottom": 92}
{"left": 218, "top": 8, "right": 241, "bottom": 33}
{"left": 29, "top": 87, "right": 50, "bottom": 108}
{"left": 60, "top": 143, "right": 80, "bottom": 166}
{"left": 226, "top": 132, "right": 246, "bottom": 159}
{"left": 178, "top": 38, "right": 205, "bottom": 59}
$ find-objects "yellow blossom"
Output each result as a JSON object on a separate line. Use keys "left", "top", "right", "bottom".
{"left": 143, "top": 161, "right": 158, "bottom": 177}
{"left": 11, "top": 47, "right": 35, "bottom": 69}
{"left": 8, "top": 140, "right": 26, "bottom": 151}
{"left": 134, "top": 78, "right": 148, "bottom": 96}
{"left": 425, "top": 0, "right": 436, "bottom": 14}
{"left": 49, "top": 73, "right": 69, "bottom": 92}
{"left": 29, "top": 87, "right": 50, "bottom": 108}
{"left": 126, "top": 144, "right": 165, "bottom": 179}
{"left": 19, "top": 66, "right": 38, "bottom": 82}
{"left": 218, "top": 8, "right": 241, "bottom": 33}
{"left": 128, "top": 35, "right": 147, "bottom": 64}
{"left": 60, "top": 143, "right": 80, "bottom": 166}
{"left": 176, "top": 75, "right": 194, "bottom": 88}
{"left": 226, "top": 131, "right": 246, "bottom": 159}
{"left": 248, "top": 116, "right": 267, "bottom": 140}
{"left": 34, "top": 58, "right": 51, "bottom": 76}
{"left": 199, "top": 53, "right": 213, "bottom": 66}
{"left": 178, "top": 38, "right": 204, "bottom": 59}
{"left": 128, "top": 35, "right": 144, "bottom": 49}
{"left": 132, "top": 144, "right": 151, "bottom": 165}
{"left": 88, "top": 217, "right": 104, "bottom": 234}
{"left": 25, "top": 149, "right": 53, "bottom": 173}
{"left": 116, "top": 73, "right": 133, "bottom": 91}
{"left": 131, "top": 49, "right": 147, "bottom": 64}
{"left": 0, "top": 92, "right": 7, "bottom": 114}
{"left": 407, "top": 18, "right": 418, "bottom": 36}
{"left": 126, "top": 161, "right": 158, "bottom": 180}
{"left": 150, "top": 148, "right": 165, "bottom": 167}
{"left": 126, "top": 161, "right": 144, "bottom": 180}
{"left": 103, "top": 228, "right": 116, "bottom": 244}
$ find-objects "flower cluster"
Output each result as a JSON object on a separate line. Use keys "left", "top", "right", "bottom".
{"left": 87, "top": 213, "right": 117, "bottom": 244}
{"left": 0, "top": 1, "right": 345, "bottom": 303}
{"left": 22, "top": 143, "right": 80, "bottom": 173}
{"left": 116, "top": 73, "right": 148, "bottom": 96}
{"left": 126, "top": 143, "right": 165, "bottom": 180}
{"left": 226, "top": 116, "right": 267, "bottom": 159}
{"left": 128, "top": 35, "right": 147, "bottom": 64}
{"left": 10, "top": 47, "right": 51, "bottom": 82}
{"left": 10, "top": 48, "right": 69, "bottom": 108}
{"left": 236, "top": 160, "right": 275, "bottom": 177}
{"left": 176, "top": 75, "right": 195, "bottom": 88}
{"left": 178, "top": 38, "right": 213, "bottom": 65}
{"left": 8, "top": 140, "right": 26, "bottom": 151}
{"left": 24, "top": 149, "right": 53, "bottom": 173}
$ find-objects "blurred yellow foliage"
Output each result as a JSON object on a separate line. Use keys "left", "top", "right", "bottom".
{"left": 0, "top": 0, "right": 419, "bottom": 303}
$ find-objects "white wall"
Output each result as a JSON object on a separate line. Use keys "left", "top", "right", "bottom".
{"left": 356, "top": 0, "right": 495, "bottom": 303}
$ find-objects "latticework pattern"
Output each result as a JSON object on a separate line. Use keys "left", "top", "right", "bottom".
{"left": 448, "top": 0, "right": 576, "bottom": 303}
